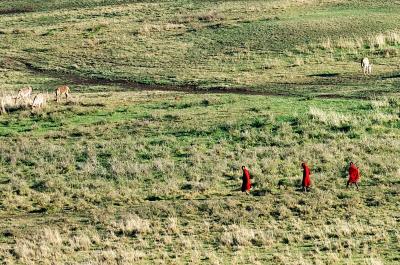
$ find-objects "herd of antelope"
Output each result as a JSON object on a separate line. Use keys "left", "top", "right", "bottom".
{"left": 0, "top": 57, "right": 374, "bottom": 115}
{"left": 0, "top": 85, "right": 71, "bottom": 114}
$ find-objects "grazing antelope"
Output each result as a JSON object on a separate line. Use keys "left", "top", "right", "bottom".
{"left": 1, "top": 94, "right": 17, "bottom": 114}
{"left": 16, "top": 86, "right": 32, "bottom": 103}
{"left": 361, "top": 57, "right": 372, "bottom": 75}
{"left": 55, "top": 85, "right": 70, "bottom": 102}
{"left": 0, "top": 96, "right": 6, "bottom": 114}
{"left": 32, "top": 94, "right": 46, "bottom": 110}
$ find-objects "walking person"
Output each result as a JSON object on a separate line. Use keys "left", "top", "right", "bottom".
{"left": 347, "top": 162, "right": 360, "bottom": 189}
{"left": 301, "top": 162, "right": 311, "bottom": 192}
{"left": 241, "top": 166, "right": 251, "bottom": 194}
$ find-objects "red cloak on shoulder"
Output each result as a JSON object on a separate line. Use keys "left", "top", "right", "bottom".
{"left": 302, "top": 164, "right": 311, "bottom": 187}
{"left": 242, "top": 168, "right": 251, "bottom": 192}
{"left": 348, "top": 164, "right": 360, "bottom": 183}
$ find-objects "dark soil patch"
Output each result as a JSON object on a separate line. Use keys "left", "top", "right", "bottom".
{"left": 20, "top": 60, "right": 375, "bottom": 100}
{"left": 0, "top": 7, "right": 34, "bottom": 15}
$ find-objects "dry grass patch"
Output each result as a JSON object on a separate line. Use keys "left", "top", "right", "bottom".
{"left": 112, "top": 214, "right": 151, "bottom": 237}
{"left": 315, "top": 31, "right": 400, "bottom": 54}
{"left": 308, "top": 107, "right": 352, "bottom": 128}
{"left": 220, "top": 225, "right": 274, "bottom": 248}
{"left": 12, "top": 227, "right": 63, "bottom": 263}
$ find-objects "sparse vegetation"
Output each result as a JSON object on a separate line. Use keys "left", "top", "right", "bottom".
{"left": 0, "top": 90, "right": 399, "bottom": 263}
{"left": 0, "top": 0, "right": 399, "bottom": 264}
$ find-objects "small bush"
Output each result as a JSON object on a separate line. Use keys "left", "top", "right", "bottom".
{"left": 197, "top": 11, "right": 224, "bottom": 22}
{"left": 388, "top": 97, "right": 400, "bottom": 108}
{"left": 113, "top": 215, "right": 150, "bottom": 237}
{"left": 309, "top": 107, "right": 353, "bottom": 129}
{"left": 220, "top": 225, "right": 272, "bottom": 247}
{"left": 251, "top": 117, "right": 268, "bottom": 128}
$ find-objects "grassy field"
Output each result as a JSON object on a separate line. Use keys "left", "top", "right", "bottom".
{"left": 1, "top": 89, "right": 399, "bottom": 264}
{"left": 1, "top": 0, "right": 400, "bottom": 96}
{"left": 0, "top": 0, "right": 400, "bottom": 264}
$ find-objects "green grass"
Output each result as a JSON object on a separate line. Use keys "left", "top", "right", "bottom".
{"left": 1, "top": 0, "right": 400, "bottom": 95}
{"left": 0, "top": 0, "right": 400, "bottom": 264}
{"left": 1, "top": 90, "right": 400, "bottom": 263}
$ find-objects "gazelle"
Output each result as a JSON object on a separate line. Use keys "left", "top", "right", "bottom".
{"left": 55, "top": 85, "right": 70, "bottom": 102}
{"left": 361, "top": 58, "right": 372, "bottom": 75}
{"left": 31, "top": 94, "right": 46, "bottom": 110}
{"left": 16, "top": 86, "right": 32, "bottom": 103}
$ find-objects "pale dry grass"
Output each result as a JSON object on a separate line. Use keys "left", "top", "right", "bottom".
{"left": 315, "top": 31, "right": 400, "bottom": 54}
{"left": 263, "top": 58, "right": 283, "bottom": 69}
{"left": 135, "top": 20, "right": 196, "bottom": 36}
{"left": 220, "top": 225, "right": 274, "bottom": 248}
{"left": 335, "top": 37, "right": 363, "bottom": 50}
{"left": 293, "top": 57, "right": 304, "bottom": 67}
{"left": 369, "top": 98, "right": 390, "bottom": 109}
{"left": 13, "top": 228, "right": 63, "bottom": 263}
{"left": 308, "top": 107, "right": 351, "bottom": 127}
{"left": 112, "top": 214, "right": 151, "bottom": 237}
{"left": 320, "top": 37, "right": 332, "bottom": 50}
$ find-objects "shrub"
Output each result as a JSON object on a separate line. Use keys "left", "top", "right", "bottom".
{"left": 113, "top": 215, "right": 151, "bottom": 237}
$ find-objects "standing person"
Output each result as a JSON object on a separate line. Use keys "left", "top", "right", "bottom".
{"left": 241, "top": 166, "right": 251, "bottom": 194}
{"left": 347, "top": 162, "right": 360, "bottom": 189}
{"left": 301, "top": 162, "right": 311, "bottom": 192}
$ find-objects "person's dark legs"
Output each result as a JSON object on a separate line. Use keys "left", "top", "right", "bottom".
{"left": 355, "top": 182, "right": 359, "bottom": 190}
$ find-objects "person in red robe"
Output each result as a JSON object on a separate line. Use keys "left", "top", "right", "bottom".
{"left": 347, "top": 162, "right": 360, "bottom": 189}
{"left": 301, "top": 162, "right": 311, "bottom": 192}
{"left": 241, "top": 166, "right": 251, "bottom": 194}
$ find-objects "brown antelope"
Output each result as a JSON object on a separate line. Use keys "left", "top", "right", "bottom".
{"left": 16, "top": 86, "right": 32, "bottom": 103}
{"left": 32, "top": 94, "right": 46, "bottom": 110}
{"left": 361, "top": 57, "right": 372, "bottom": 75}
{"left": 55, "top": 85, "right": 70, "bottom": 102}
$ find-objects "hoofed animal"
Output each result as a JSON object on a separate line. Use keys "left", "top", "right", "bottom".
{"left": 0, "top": 95, "right": 17, "bottom": 114}
{"left": 55, "top": 85, "right": 70, "bottom": 102}
{"left": 361, "top": 57, "right": 372, "bottom": 75}
{"left": 1, "top": 97, "right": 6, "bottom": 114}
{"left": 16, "top": 86, "right": 32, "bottom": 103}
{"left": 32, "top": 94, "right": 46, "bottom": 110}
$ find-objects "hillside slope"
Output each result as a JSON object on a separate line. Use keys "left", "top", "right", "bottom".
{"left": 1, "top": 0, "right": 400, "bottom": 96}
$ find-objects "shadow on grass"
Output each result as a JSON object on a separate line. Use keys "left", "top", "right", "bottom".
{"left": 251, "top": 189, "right": 268, "bottom": 196}
{"left": 308, "top": 73, "right": 340, "bottom": 78}
{"left": 0, "top": 7, "right": 34, "bottom": 15}
{"left": 381, "top": 73, "right": 400, "bottom": 79}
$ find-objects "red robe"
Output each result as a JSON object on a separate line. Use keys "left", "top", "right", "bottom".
{"left": 242, "top": 168, "right": 251, "bottom": 192}
{"left": 302, "top": 164, "right": 311, "bottom": 187}
{"left": 348, "top": 164, "right": 360, "bottom": 183}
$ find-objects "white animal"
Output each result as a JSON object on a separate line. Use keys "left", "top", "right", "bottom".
{"left": 0, "top": 95, "right": 17, "bottom": 114}
{"left": 361, "top": 58, "right": 372, "bottom": 75}
{"left": 16, "top": 86, "right": 32, "bottom": 103}
{"left": 31, "top": 94, "right": 46, "bottom": 110}
{"left": 1, "top": 97, "right": 6, "bottom": 114}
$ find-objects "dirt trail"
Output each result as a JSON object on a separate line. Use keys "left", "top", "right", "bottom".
{"left": 21, "top": 61, "right": 396, "bottom": 99}
{"left": 23, "top": 62, "right": 292, "bottom": 96}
